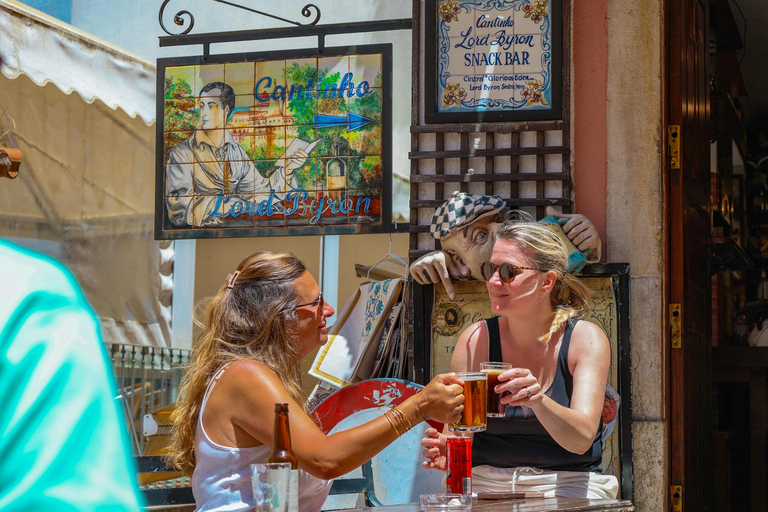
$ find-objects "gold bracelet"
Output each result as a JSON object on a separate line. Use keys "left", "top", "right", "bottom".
{"left": 384, "top": 410, "right": 402, "bottom": 436}
{"left": 391, "top": 410, "right": 404, "bottom": 436}
{"left": 385, "top": 409, "right": 405, "bottom": 430}
{"left": 391, "top": 406, "right": 412, "bottom": 432}
{"left": 388, "top": 408, "right": 406, "bottom": 434}
{"left": 391, "top": 407, "right": 413, "bottom": 432}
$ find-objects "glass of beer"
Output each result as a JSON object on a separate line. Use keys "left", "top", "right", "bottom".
{"left": 448, "top": 372, "right": 487, "bottom": 432}
{"left": 481, "top": 362, "right": 512, "bottom": 417}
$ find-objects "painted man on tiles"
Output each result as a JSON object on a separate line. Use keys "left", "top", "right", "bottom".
{"left": 165, "top": 81, "right": 307, "bottom": 227}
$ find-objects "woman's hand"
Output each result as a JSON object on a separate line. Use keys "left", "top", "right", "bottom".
{"left": 420, "top": 427, "right": 448, "bottom": 471}
{"left": 497, "top": 367, "right": 544, "bottom": 407}
{"left": 415, "top": 373, "right": 465, "bottom": 424}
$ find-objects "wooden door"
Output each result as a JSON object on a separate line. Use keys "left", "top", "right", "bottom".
{"left": 668, "top": 0, "right": 712, "bottom": 510}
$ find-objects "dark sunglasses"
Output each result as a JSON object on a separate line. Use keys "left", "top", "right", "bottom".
{"left": 295, "top": 292, "right": 324, "bottom": 310}
{"left": 480, "top": 262, "right": 539, "bottom": 283}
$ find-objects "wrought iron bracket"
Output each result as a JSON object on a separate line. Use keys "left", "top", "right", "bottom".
{"left": 159, "top": 0, "right": 320, "bottom": 37}
{"left": 159, "top": 1, "right": 411, "bottom": 58}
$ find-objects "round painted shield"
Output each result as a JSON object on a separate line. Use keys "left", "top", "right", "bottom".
{"left": 311, "top": 379, "right": 446, "bottom": 508}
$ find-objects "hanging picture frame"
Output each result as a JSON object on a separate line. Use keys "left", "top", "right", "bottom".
{"left": 155, "top": 44, "right": 394, "bottom": 239}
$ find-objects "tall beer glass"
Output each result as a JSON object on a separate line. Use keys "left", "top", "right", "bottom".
{"left": 448, "top": 372, "right": 487, "bottom": 432}
{"left": 480, "top": 362, "right": 512, "bottom": 417}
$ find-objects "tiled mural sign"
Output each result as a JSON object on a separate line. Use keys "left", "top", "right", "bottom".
{"left": 155, "top": 46, "right": 393, "bottom": 239}
{"left": 426, "top": 0, "right": 562, "bottom": 123}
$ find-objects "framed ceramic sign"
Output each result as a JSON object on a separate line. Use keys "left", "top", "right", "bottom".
{"left": 424, "top": 0, "right": 562, "bottom": 124}
{"left": 155, "top": 45, "right": 393, "bottom": 239}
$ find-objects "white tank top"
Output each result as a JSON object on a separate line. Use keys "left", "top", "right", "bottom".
{"left": 192, "top": 363, "right": 332, "bottom": 512}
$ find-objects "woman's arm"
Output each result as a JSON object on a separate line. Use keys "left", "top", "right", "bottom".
{"left": 499, "top": 320, "right": 610, "bottom": 454}
{"left": 420, "top": 322, "right": 486, "bottom": 470}
{"left": 216, "top": 361, "right": 464, "bottom": 480}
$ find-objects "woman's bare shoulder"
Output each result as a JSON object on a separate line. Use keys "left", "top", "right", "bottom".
{"left": 451, "top": 319, "right": 490, "bottom": 372}
{"left": 570, "top": 320, "right": 610, "bottom": 358}
{"left": 221, "top": 360, "right": 285, "bottom": 396}
{"left": 457, "top": 319, "right": 489, "bottom": 347}
{"left": 226, "top": 359, "right": 272, "bottom": 373}
{"left": 573, "top": 318, "right": 608, "bottom": 338}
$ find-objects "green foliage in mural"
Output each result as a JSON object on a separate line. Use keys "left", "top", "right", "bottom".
{"left": 247, "top": 140, "right": 287, "bottom": 179}
{"left": 164, "top": 76, "right": 197, "bottom": 144}
{"left": 349, "top": 156, "right": 382, "bottom": 190}
{"left": 348, "top": 73, "right": 382, "bottom": 119}
{"left": 285, "top": 62, "right": 318, "bottom": 131}
{"left": 254, "top": 158, "right": 278, "bottom": 178}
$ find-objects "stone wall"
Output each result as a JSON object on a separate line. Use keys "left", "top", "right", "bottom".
{"left": 606, "top": 1, "right": 667, "bottom": 510}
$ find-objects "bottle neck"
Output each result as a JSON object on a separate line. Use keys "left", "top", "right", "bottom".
{"left": 273, "top": 412, "right": 292, "bottom": 452}
{"left": 269, "top": 409, "right": 298, "bottom": 469}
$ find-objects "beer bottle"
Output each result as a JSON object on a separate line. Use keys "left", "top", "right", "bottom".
{"left": 267, "top": 403, "right": 298, "bottom": 512}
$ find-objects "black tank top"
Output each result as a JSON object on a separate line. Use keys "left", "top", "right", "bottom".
{"left": 472, "top": 316, "right": 603, "bottom": 472}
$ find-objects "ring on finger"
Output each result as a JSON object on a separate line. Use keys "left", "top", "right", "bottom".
{"left": 525, "top": 387, "right": 532, "bottom": 398}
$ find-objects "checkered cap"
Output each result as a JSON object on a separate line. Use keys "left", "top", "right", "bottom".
{"left": 429, "top": 192, "right": 506, "bottom": 240}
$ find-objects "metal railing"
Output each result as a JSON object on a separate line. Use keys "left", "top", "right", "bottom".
{"left": 108, "top": 343, "right": 190, "bottom": 455}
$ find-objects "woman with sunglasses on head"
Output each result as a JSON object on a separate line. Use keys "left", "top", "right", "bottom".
{"left": 166, "top": 251, "right": 466, "bottom": 512}
{"left": 421, "top": 214, "right": 618, "bottom": 499}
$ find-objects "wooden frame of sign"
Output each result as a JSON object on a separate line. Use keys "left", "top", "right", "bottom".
{"left": 154, "top": 44, "right": 395, "bottom": 239}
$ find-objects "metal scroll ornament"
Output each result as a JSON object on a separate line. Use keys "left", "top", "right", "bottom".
{"left": 159, "top": 0, "right": 321, "bottom": 36}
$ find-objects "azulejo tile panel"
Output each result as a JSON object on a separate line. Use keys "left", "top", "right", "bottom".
{"left": 436, "top": 0, "right": 554, "bottom": 114}
{"left": 159, "top": 47, "right": 389, "bottom": 235}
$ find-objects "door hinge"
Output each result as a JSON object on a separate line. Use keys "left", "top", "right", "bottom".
{"left": 671, "top": 485, "right": 682, "bottom": 511}
{"left": 668, "top": 125, "right": 681, "bottom": 169}
{"left": 670, "top": 304, "right": 682, "bottom": 349}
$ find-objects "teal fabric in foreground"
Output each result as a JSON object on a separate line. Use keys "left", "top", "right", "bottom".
{"left": 0, "top": 239, "right": 143, "bottom": 511}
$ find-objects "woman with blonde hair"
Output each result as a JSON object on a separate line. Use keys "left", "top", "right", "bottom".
{"left": 421, "top": 214, "right": 618, "bottom": 498}
{"left": 166, "top": 251, "right": 465, "bottom": 512}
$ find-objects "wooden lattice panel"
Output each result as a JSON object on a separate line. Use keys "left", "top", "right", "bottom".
{"left": 409, "top": 125, "right": 572, "bottom": 260}
{"left": 408, "top": 0, "right": 573, "bottom": 262}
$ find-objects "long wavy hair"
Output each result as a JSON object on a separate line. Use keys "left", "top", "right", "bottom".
{"left": 166, "top": 251, "right": 308, "bottom": 474}
{"left": 496, "top": 212, "right": 592, "bottom": 343}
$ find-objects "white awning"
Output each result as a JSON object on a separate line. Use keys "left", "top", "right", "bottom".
{"left": 0, "top": 0, "right": 155, "bottom": 125}
{"left": 0, "top": 1, "right": 170, "bottom": 347}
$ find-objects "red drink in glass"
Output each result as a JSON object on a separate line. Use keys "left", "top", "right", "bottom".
{"left": 446, "top": 436, "right": 472, "bottom": 494}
